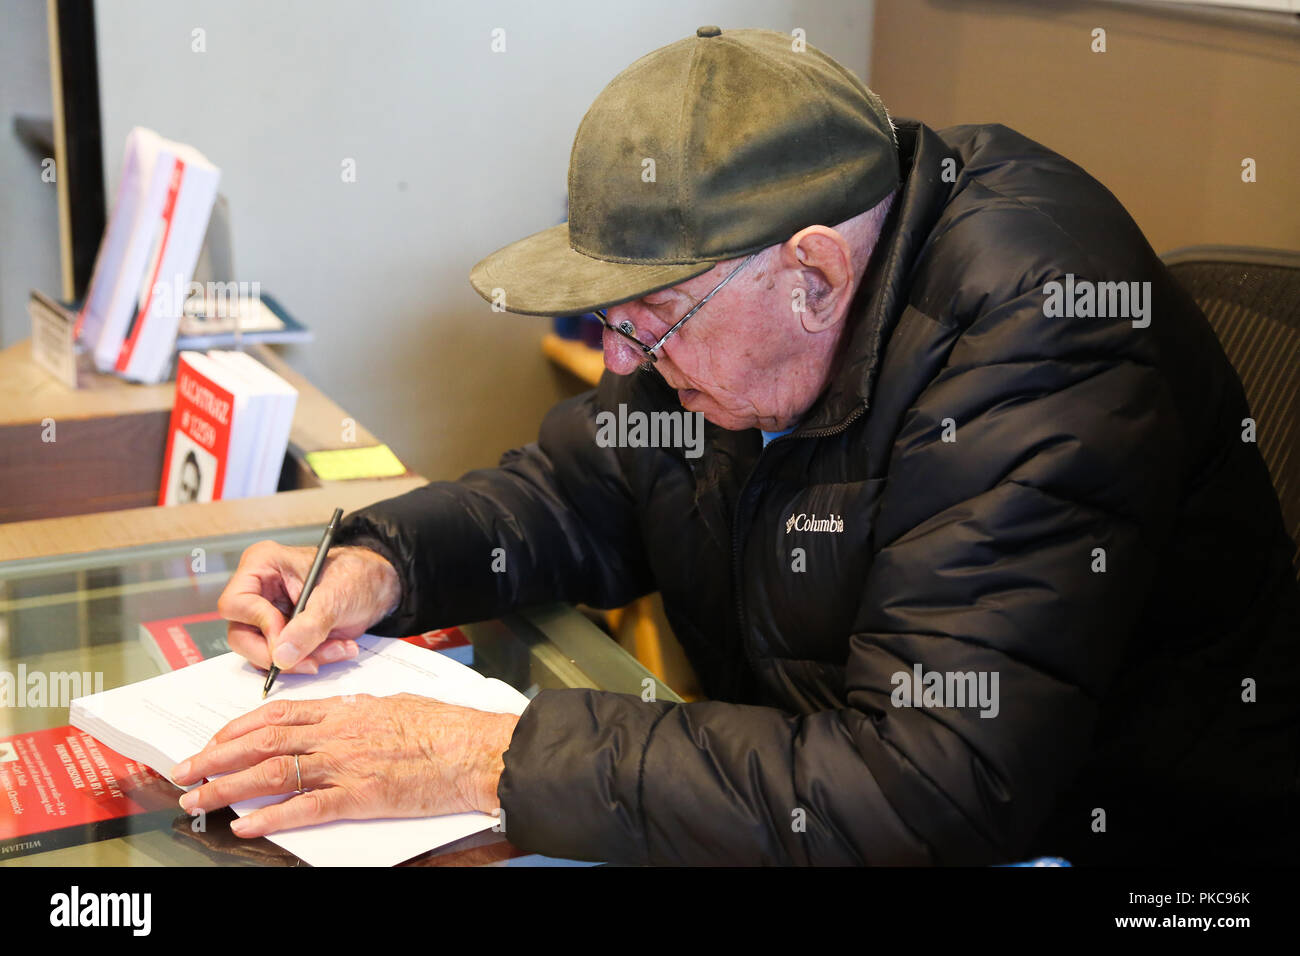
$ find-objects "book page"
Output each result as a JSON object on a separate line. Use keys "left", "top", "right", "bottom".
{"left": 71, "top": 636, "right": 529, "bottom": 866}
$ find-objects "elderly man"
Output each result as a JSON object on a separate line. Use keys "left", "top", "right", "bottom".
{"left": 171, "top": 28, "right": 1300, "bottom": 865}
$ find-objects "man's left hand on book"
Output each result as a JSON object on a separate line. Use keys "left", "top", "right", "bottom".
{"left": 168, "top": 693, "right": 519, "bottom": 837}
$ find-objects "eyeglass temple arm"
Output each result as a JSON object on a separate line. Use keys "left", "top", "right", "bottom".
{"left": 645, "top": 254, "right": 756, "bottom": 355}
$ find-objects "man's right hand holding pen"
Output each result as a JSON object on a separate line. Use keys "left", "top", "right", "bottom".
{"left": 216, "top": 540, "right": 402, "bottom": 675}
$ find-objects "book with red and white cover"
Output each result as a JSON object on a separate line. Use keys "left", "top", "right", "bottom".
{"left": 158, "top": 351, "right": 296, "bottom": 505}
{"left": 206, "top": 350, "right": 298, "bottom": 499}
{"left": 158, "top": 352, "right": 242, "bottom": 505}
{"left": 82, "top": 127, "right": 220, "bottom": 383}
{"left": 400, "top": 627, "right": 475, "bottom": 664}
{"left": 0, "top": 726, "right": 179, "bottom": 859}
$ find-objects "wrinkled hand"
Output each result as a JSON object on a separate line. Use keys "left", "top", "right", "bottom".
{"left": 169, "top": 694, "right": 519, "bottom": 838}
{"left": 217, "top": 540, "right": 402, "bottom": 675}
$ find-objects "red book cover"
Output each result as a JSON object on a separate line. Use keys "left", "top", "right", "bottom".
{"left": 401, "top": 627, "right": 473, "bottom": 660}
{"left": 138, "top": 612, "right": 234, "bottom": 671}
{"left": 158, "top": 353, "right": 235, "bottom": 505}
{"left": 0, "top": 726, "right": 179, "bottom": 859}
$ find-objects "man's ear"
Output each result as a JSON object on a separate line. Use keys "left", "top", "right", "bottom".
{"left": 781, "top": 226, "right": 855, "bottom": 332}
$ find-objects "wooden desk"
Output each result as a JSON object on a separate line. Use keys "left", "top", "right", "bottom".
{"left": 0, "top": 476, "right": 425, "bottom": 564}
{"left": 0, "top": 339, "right": 421, "bottom": 562}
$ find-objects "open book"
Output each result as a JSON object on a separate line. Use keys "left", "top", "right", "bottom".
{"left": 70, "top": 635, "right": 528, "bottom": 867}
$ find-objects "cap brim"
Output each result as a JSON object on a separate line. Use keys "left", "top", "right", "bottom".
{"left": 469, "top": 223, "right": 717, "bottom": 316}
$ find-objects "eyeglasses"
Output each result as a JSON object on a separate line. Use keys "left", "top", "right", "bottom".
{"left": 592, "top": 253, "right": 756, "bottom": 364}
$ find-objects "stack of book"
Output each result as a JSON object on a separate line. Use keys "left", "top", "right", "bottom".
{"left": 77, "top": 127, "right": 221, "bottom": 384}
{"left": 28, "top": 289, "right": 312, "bottom": 358}
{"left": 176, "top": 291, "right": 312, "bottom": 349}
{"left": 158, "top": 350, "right": 298, "bottom": 505}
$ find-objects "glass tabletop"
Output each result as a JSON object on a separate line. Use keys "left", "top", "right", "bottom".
{"left": 0, "top": 527, "right": 678, "bottom": 866}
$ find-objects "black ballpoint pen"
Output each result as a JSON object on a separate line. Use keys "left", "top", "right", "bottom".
{"left": 263, "top": 507, "right": 344, "bottom": 698}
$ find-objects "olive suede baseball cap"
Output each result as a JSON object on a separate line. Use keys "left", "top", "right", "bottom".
{"left": 469, "top": 25, "right": 900, "bottom": 317}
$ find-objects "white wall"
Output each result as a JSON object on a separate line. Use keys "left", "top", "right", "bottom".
{"left": 94, "top": 0, "right": 875, "bottom": 479}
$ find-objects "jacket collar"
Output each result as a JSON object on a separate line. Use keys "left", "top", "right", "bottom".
{"left": 684, "top": 121, "right": 957, "bottom": 553}
{"left": 793, "top": 119, "right": 956, "bottom": 435}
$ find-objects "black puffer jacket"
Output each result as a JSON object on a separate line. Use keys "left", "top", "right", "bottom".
{"left": 338, "top": 120, "right": 1300, "bottom": 865}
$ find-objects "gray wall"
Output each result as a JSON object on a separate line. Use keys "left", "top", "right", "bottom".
{"left": 92, "top": 0, "right": 875, "bottom": 479}
{"left": 0, "top": 0, "right": 62, "bottom": 349}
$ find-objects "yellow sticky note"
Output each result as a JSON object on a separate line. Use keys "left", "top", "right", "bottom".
{"left": 305, "top": 444, "right": 407, "bottom": 481}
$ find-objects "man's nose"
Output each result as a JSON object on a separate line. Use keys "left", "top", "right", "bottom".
{"left": 602, "top": 307, "right": 650, "bottom": 375}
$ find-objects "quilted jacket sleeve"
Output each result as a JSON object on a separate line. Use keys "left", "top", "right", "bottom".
{"left": 335, "top": 381, "right": 654, "bottom": 637}
{"left": 497, "top": 282, "right": 1184, "bottom": 864}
